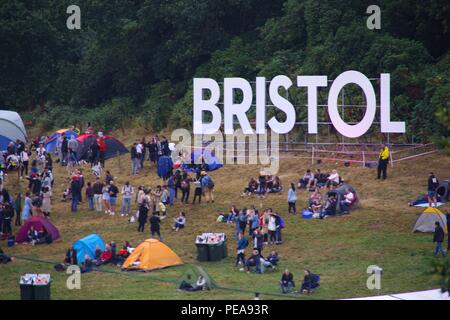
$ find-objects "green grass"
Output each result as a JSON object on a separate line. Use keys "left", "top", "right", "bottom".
{"left": 0, "top": 144, "right": 449, "bottom": 300}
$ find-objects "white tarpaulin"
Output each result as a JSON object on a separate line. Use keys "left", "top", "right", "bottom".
{"left": 343, "top": 289, "right": 450, "bottom": 300}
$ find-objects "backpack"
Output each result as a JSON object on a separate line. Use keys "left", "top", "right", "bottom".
{"left": 279, "top": 217, "right": 285, "bottom": 229}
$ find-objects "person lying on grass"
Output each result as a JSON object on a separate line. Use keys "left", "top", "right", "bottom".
{"left": 172, "top": 211, "right": 186, "bottom": 232}
{"left": 0, "top": 246, "right": 14, "bottom": 264}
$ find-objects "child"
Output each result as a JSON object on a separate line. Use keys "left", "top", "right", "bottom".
{"left": 172, "top": 212, "right": 186, "bottom": 231}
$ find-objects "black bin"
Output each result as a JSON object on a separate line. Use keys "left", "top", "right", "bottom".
{"left": 20, "top": 284, "right": 34, "bottom": 300}
{"left": 208, "top": 242, "right": 225, "bottom": 261}
{"left": 33, "top": 283, "right": 51, "bottom": 300}
{"left": 196, "top": 243, "right": 209, "bottom": 262}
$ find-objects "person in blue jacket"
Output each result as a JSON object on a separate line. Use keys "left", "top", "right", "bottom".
{"left": 235, "top": 232, "right": 249, "bottom": 268}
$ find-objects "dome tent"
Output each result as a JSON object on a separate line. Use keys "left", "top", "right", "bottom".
{"left": 0, "top": 110, "right": 27, "bottom": 151}
{"left": 181, "top": 149, "right": 223, "bottom": 172}
{"left": 44, "top": 129, "right": 78, "bottom": 154}
{"left": 16, "top": 216, "right": 60, "bottom": 243}
{"left": 73, "top": 234, "right": 106, "bottom": 264}
{"left": 76, "top": 133, "right": 128, "bottom": 161}
{"left": 122, "top": 239, "right": 183, "bottom": 272}
{"left": 413, "top": 207, "right": 448, "bottom": 234}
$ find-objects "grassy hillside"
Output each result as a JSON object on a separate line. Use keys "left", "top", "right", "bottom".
{"left": 0, "top": 138, "right": 449, "bottom": 300}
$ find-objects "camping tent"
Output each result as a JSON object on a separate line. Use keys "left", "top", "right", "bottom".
{"left": 0, "top": 110, "right": 27, "bottom": 151}
{"left": 73, "top": 234, "right": 106, "bottom": 264}
{"left": 413, "top": 207, "right": 448, "bottom": 233}
{"left": 122, "top": 239, "right": 183, "bottom": 271}
{"left": 436, "top": 179, "right": 450, "bottom": 202}
{"left": 44, "top": 129, "right": 78, "bottom": 154}
{"left": 16, "top": 216, "right": 60, "bottom": 243}
{"left": 76, "top": 134, "right": 128, "bottom": 161}
{"left": 177, "top": 265, "right": 216, "bottom": 290}
{"left": 181, "top": 149, "right": 223, "bottom": 172}
{"left": 324, "top": 183, "right": 359, "bottom": 213}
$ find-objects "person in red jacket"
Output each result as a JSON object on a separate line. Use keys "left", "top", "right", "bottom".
{"left": 97, "top": 134, "right": 107, "bottom": 168}
{"left": 100, "top": 244, "right": 112, "bottom": 263}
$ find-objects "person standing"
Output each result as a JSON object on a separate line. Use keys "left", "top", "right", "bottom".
{"left": 427, "top": 172, "right": 439, "bottom": 207}
{"left": 433, "top": 221, "right": 446, "bottom": 257}
{"left": 70, "top": 176, "right": 81, "bottom": 213}
{"left": 149, "top": 211, "right": 165, "bottom": 240}
{"left": 61, "top": 134, "right": 69, "bottom": 166}
{"left": 85, "top": 182, "right": 94, "bottom": 211}
{"left": 41, "top": 186, "right": 52, "bottom": 218}
{"left": 14, "top": 193, "right": 22, "bottom": 226}
{"left": 201, "top": 171, "right": 215, "bottom": 203}
{"left": 192, "top": 177, "right": 202, "bottom": 204}
{"left": 137, "top": 190, "right": 150, "bottom": 232}
{"left": 92, "top": 177, "right": 104, "bottom": 212}
{"left": 108, "top": 180, "right": 119, "bottom": 216}
{"left": 287, "top": 183, "right": 297, "bottom": 214}
{"left": 130, "top": 143, "right": 139, "bottom": 176}
{"left": 236, "top": 232, "right": 249, "bottom": 268}
{"left": 68, "top": 136, "right": 79, "bottom": 166}
{"left": 19, "top": 148, "right": 29, "bottom": 178}
{"left": 121, "top": 181, "right": 134, "bottom": 216}
{"left": 447, "top": 212, "right": 450, "bottom": 252}
{"left": 377, "top": 144, "right": 389, "bottom": 180}
{"left": 97, "top": 134, "right": 107, "bottom": 168}
{"left": 21, "top": 193, "right": 32, "bottom": 223}
{"left": 167, "top": 174, "right": 176, "bottom": 206}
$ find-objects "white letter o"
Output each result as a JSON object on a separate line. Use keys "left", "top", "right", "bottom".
{"left": 327, "top": 71, "right": 376, "bottom": 138}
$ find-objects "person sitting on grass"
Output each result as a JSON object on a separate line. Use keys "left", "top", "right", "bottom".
{"left": 98, "top": 244, "right": 113, "bottom": 265}
{"left": 242, "top": 177, "right": 258, "bottom": 196}
{"left": 228, "top": 205, "right": 239, "bottom": 224}
{"left": 92, "top": 245, "right": 102, "bottom": 266}
{"left": 80, "top": 254, "right": 93, "bottom": 273}
{"left": 300, "top": 269, "right": 320, "bottom": 294}
{"left": 320, "top": 194, "right": 337, "bottom": 219}
{"left": 27, "top": 225, "right": 39, "bottom": 245}
{"left": 280, "top": 269, "right": 295, "bottom": 294}
{"left": 267, "top": 250, "right": 279, "bottom": 266}
{"left": 268, "top": 176, "right": 283, "bottom": 193}
{"left": 298, "top": 169, "right": 315, "bottom": 189}
{"left": 236, "top": 232, "right": 249, "bottom": 269}
{"left": 326, "top": 169, "right": 340, "bottom": 189}
{"left": 244, "top": 249, "right": 261, "bottom": 273}
{"left": 35, "top": 226, "right": 51, "bottom": 244}
{"left": 339, "top": 188, "right": 355, "bottom": 214}
{"left": 172, "top": 212, "right": 186, "bottom": 232}
{"left": 178, "top": 275, "right": 209, "bottom": 292}
{"left": 309, "top": 188, "right": 323, "bottom": 214}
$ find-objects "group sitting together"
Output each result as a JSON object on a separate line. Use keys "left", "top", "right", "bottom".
{"left": 242, "top": 173, "right": 283, "bottom": 197}
{"left": 298, "top": 168, "right": 343, "bottom": 191}
{"left": 280, "top": 269, "right": 320, "bottom": 294}
{"left": 62, "top": 240, "right": 133, "bottom": 273}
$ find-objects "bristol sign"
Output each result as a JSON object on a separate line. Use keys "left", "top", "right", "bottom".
{"left": 193, "top": 70, "right": 405, "bottom": 138}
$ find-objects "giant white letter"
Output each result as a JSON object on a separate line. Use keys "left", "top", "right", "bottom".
{"left": 328, "top": 71, "right": 376, "bottom": 138}
{"left": 255, "top": 77, "right": 266, "bottom": 134}
{"left": 224, "top": 78, "right": 253, "bottom": 135}
{"left": 193, "top": 78, "right": 222, "bottom": 134}
{"left": 297, "top": 76, "right": 328, "bottom": 134}
{"left": 268, "top": 75, "right": 295, "bottom": 134}
{"left": 380, "top": 73, "right": 405, "bottom": 133}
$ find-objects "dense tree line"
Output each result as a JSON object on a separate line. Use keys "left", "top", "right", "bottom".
{"left": 0, "top": 0, "right": 448, "bottom": 149}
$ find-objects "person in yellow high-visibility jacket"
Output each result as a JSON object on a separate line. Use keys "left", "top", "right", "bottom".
{"left": 377, "top": 144, "right": 390, "bottom": 180}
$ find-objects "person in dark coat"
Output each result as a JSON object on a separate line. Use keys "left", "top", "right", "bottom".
{"left": 149, "top": 211, "right": 165, "bottom": 240}
{"left": 300, "top": 269, "right": 320, "bottom": 294}
{"left": 61, "top": 135, "right": 69, "bottom": 166}
{"left": 64, "top": 246, "right": 78, "bottom": 265}
{"left": 70, "top": 177, "right": 81, "bottom": 212}
{"left": 427, "top": 172, "right": 439, "bottom": 207}
{"left": 446, "top": 212, "right": 450, "bottom": 252}
{"left": 137, "top": 192, "right": 149, "bottom": 232}
{"left": 280, "top": 269, "right": 294, "bottom": 293}
{"left": 433, "top": 221, "right": 446, "bottom": 257}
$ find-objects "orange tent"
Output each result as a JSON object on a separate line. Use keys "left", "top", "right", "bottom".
{"left": 122, "top": 239, "right": 184, "bottom": 271}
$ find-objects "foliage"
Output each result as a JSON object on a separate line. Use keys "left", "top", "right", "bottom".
{"left": 0, "top": 0, "right": 448, "bottom": 145}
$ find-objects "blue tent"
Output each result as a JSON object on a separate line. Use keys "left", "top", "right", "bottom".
{"left": 73, "top": 234, "right": 105, "bottom": 264}
{"left": 45, "top": 129, "right": 78, "bottom": 154}
{"left": 182, "top": 149, "right": 223, "bottom": 172}
{"left": 0, "top": 110, "right": 27, "bottom": 151}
